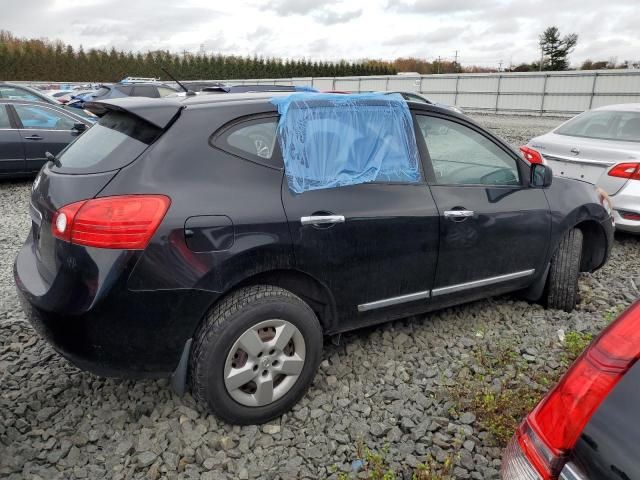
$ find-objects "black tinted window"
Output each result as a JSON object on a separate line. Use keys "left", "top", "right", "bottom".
{"left": 132, "top": 86, "right": 160, "bottom": 98}
{"left": 417, "top": 115, "right": 520, "bottom": 186}
{"left": 0, "top": 106, "right": 11, "bottom": 128}
{"left": 53, "top": 111, "right": 160, "bottom": 174}
{"left": 213, "top": 118, "right": 281, "bottom": 168}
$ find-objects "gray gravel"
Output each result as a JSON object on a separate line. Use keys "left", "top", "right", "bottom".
{"left": 2, "top": 115, "right": 639, "bottom": 479}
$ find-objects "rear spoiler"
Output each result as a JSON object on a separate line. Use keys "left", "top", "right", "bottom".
{"left": 84, "top": 97, "right": 184, "bottom": 129}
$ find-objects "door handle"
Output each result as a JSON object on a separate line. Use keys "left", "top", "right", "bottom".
{"left": 444, "top": 210, "right": 474, "bottom": 219}
{"left": 300, "top": 215, "right": 345, "bottom": 225}
{"left": 24, "top": 135, "right": 43, "bottom": 140}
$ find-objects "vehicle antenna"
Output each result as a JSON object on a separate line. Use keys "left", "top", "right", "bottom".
{"left": 160, "top": 66, "right": 196, "bottom": 96}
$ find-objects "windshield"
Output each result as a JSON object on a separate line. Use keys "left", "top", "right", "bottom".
{"left": 556, "top": 110, "right": 640, "bottom": 142}
{"left": 53, "top": 110, "right": 161, "bottom": 174}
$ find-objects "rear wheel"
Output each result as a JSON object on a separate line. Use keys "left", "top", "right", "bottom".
{"left": 546, "top": 228, "right": 583, "bottom": 312}
{"left": 189, "top": 285, "right": 323, "bottom": 424}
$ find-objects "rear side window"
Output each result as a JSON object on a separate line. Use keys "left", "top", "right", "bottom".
{"left": 0, "top": 86, "right": 42, "bottom": 102}
{"left": 213, "top": 117, "right": 281, "bottom": 168}
{"left": 132, "top": 86, "right": 160, "bottom": 98}
{"left": 115, "top": 85, "right": 134, "bottom": 95}
{"left": 53, "top": 111, "right": 161, "bottom": 174}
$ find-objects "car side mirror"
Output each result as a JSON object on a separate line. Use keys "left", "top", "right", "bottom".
{"left": 530, "top": 163, "right": 552, "bottom": 188}
{"left": 72, "top": 122, "right": 87, "bottom": 132}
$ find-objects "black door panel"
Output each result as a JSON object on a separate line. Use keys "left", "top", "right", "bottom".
{"left": 282, "top": 182, "right": 440, "bottom": 330}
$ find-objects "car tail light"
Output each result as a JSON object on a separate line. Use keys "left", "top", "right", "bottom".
{"left": 620, "top": 210, "right": 640, "bottom": 221}
{"left": 520, "top": 146, "right": 544, "bottom": 165}
{"left": 51, "top": 195, "right": 171, "bottom": 249}
{"left": 608, "top": 162, "right": 640, "bottom": 180}
{"left": 502, "top": 301, "right": 640, "bottom": 480}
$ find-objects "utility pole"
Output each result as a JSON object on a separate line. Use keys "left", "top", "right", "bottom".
{"left": 539, "top": 46, "right": 543, "bottom": 72}
{"left": 437, "top": 56, "right": 441, "bottom": 74}
{"left": 454, "top": 50, "right": 459, "bottom": 72}
{"left": 498, "top": 59, "right": 503, "bottom": 72}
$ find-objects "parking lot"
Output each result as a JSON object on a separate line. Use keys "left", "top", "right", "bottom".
{"left": 1, "top": 114, "right": 639, "bottom": 480}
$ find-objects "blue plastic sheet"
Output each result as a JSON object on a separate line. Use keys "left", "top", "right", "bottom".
{"left": 270, "top": 92, "right": 421, "bottom": 193}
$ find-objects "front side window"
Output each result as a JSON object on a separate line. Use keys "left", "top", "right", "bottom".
{"left": 0, "top": 86, "right": 41, "bottom": 102}
{"left": 14, "top": 104, "right": 76, "bottom": 130}
{"left": 556, "top": 110, "right": 640, "bottom": 142}
{"left": 417, "top": 115, "right": 520, "bottom": 186}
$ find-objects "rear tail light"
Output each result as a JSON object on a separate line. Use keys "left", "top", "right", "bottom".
{"left": 608, "top": 162, "right": 640, "bottom": 180}
{"left": 620, "top": 210, "right": 640, "bottom": 221}
{"left": 51, "top": 195, "right": 171, "bottom": 249}
{"left": 520, "top": 146, "right": 544, "bottom": 165}
{"left": 502, "top": 300, "right": 640, "bottom": 479}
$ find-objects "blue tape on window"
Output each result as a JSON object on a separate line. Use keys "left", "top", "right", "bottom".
{"left": 270, "top": 92, "right": 421, "bottom": 193}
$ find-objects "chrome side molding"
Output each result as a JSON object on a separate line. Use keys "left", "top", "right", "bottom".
{"left": 357, "top": 269, "right": 535, "bottom": 312}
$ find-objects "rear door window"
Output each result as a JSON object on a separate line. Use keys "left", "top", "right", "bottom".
{"left": 52, "top": 110, "right": 161, "bottom": 174}
{"left": 213, "top": 117, "right": 281, "bottom": 168}
{"left": 14, "top": 104, "right": 77, "bottom": 130}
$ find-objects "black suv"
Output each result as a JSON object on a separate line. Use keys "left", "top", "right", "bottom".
{"left": 15, "top": 93, "right": 614, "bottom": 424}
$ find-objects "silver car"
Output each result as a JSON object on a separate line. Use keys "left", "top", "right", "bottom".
{"left": 528, "top": 104, "right": 640, "bottom": 233}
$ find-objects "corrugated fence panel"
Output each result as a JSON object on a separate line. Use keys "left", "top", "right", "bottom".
{"left": 359, "top": 77, "right": 388, "bottom": 91}
{"left": 595, "top": 74, "right": 640, "bottom": 94}
{"left": 457, "top": 93, "right": 497, "bottom": 110}
{"left": 291, "top": 78, "right": 313, "bottom": 86}
{"left": 387, "top": 77, "right": 421, "bottom": 91}
{"left": 498, "top": 94, "right": 541, "bottom": 111}
{"left": 591, "top": 94, "right": 640, "bottom": 108}
{"left": 543, "top": 94, "right": 591, "bottom": 112}
{"left": 425, "top": 93, "right": 456, "bottom": 104}
{"left": 421, "top": 76, "right": 457, "bottom": 93}
{"left": 311, "top": 78, "right": 334, "bottom": 90}
{"left": 499, "top": 75, "right": 545, "bottom": 93}
{"left": 334, "top": 77, "right": 360, "bottom": 91}
{"left": 546, "top": 75, "right": 593, "bottom": 93}
{"left": 459, "top": 76, "right": 499, "bottom": 92}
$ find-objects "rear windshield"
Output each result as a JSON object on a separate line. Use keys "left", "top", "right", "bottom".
{"left": 52, "top": 110, "right": 161, "bottom": 174}
{"left": 556, "top": 110, "right": 640, "bottom": 142}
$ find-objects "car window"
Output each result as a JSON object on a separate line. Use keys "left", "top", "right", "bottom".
{"left": 417, "top": 115, "right": 520, "bottom": 186}
{"left": 132, "top": 86, "right": 160, "bottom": 98}
{"left": 115, "top": 85, "right": 134, "bottom": 96}
{"left": 14, "top": 104, "right": 77, "bottom": 130}
{"left": 157, "top": 86, "right": 176, "bottom": 97}
{"left": 0, "top": 86, "right": 42, "bottom": 102}
{"left": 0, "top": 106, "right": 11, "bottom": 128}
{"left": 556, "top": 110, "right": 640, "bottom": 142}
{"left": 215, "top": 118, "right": 281, "bottom": 167}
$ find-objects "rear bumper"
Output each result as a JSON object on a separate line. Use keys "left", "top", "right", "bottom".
{"left": 14, "top": 235, "right": 215, "bottom": 378}
{"left": 611, "top": 180, "right": 640, "bottom": 234}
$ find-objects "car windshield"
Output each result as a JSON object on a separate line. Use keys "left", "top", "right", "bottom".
{"left": 556, "top": 110, "right": 640, "bottom": 142}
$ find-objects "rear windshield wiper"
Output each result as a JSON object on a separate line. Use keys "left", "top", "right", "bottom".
{"left": 45, "top": 151, "right": 62, "bottom": 168}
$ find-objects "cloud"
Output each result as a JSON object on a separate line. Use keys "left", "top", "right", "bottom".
{"left": 385, "top": 27, "right": 466, "bottom": 46}
{"left": 261, "top": 0, "right": 337, "bottom": 16}
{"left": 386, "top": 0, "right": 498, "bottom": 14}
{"left": 314, "top": 9, "right": 362, "bottom": 25}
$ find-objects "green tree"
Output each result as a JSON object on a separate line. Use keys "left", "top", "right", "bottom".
{"left": 539, "top": 26, "right": 578, "bottom": 71}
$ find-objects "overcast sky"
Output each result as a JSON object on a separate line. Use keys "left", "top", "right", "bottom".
{"left": 1, "top": 0, "right": 638, "bottom": 68}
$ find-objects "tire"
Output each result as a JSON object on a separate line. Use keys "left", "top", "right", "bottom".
{"left": 189, "top": 285, "right": 323, "bottom": 425}
{"left": 546, "top": 228, "right": 583, "bottom": 312}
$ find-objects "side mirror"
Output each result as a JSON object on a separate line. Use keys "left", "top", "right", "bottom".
{"left": 531, "top": 163, "right": 553, "bottom": 188}
{"left": 72, "top": 122, "right": 87, "bottom": 132}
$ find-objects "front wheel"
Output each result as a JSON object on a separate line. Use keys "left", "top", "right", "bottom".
{"left": 189, "top": 285, "right": 323, "bottom": 424}
{"left": 546, "top": 228, "right": 583, "bottom": 312}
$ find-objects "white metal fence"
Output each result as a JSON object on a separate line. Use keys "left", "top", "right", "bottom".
{"left": 16, "top": 69, "right": 640, "bottom": 115}
{"left": 221, "top": 69, "right": 640, "bottom": 115}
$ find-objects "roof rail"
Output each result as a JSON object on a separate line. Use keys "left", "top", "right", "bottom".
{"left": 120, "top": 77, "right": 159, "bottom": 84}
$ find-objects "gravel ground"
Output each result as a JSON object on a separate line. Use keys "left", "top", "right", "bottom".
{"left": 1, "top": 114, "right": 639, "bottom": 480}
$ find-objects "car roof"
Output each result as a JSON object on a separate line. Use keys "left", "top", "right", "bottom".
{"left": 594, "top": 103, "right": 640, "bottom": 112}
{"left": 90, "top": 92, "right": 468, "bottom": 128}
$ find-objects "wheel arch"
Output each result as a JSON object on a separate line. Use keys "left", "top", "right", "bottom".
{"left": 574, "top": 219, "right": 608, "bottom": 272}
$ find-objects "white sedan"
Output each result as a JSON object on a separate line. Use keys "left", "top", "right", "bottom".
{"left": 527, "top": 103, "right": 640, "bottom": 233}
